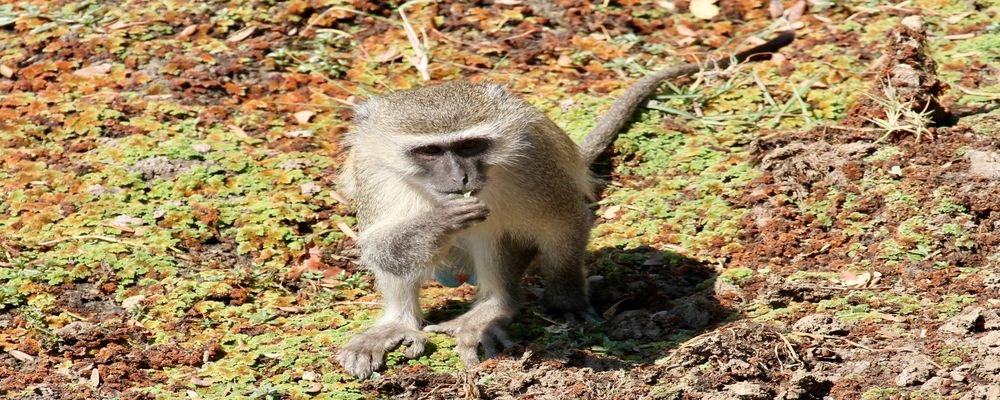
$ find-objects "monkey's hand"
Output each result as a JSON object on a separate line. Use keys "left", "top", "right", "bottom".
{"left": 337, "top": 322, "right": 427, "bottom": 379}
{"left": 423, "top": 302, "right": 515, "bottom": 366}
{"left": 436, "top": 195, "right": 490, "bottom": 234}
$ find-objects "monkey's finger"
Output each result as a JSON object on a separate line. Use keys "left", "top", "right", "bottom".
{"left": 456, "top": 343, "right": 481, "bottom": 367}
{"left": 402, "top": 334, "right": 427, "bottom": 358}
{"left": 338, "top": 350, "right": 378, "bottom": 379}
{"left": 423, "top": 323, "right": 458, "bottom": 335}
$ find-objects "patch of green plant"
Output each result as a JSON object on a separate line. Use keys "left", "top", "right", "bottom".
{"left": 719, "top": 267, "right": 754, "bottom": 286}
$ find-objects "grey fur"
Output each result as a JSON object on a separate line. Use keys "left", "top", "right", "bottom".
{"left": 336, "top": 31, "right": 795, "bottom": 379}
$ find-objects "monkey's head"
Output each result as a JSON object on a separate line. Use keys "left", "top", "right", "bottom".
{"left": 348, "top": 82, "right": 539, "bottom": 197}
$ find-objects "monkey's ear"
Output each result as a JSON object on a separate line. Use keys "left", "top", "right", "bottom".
{"left": 480, "top": 83, "right": 512, "bottom": 99}
{"left": 353, "top": 97, "right": 381, "bottom": 123}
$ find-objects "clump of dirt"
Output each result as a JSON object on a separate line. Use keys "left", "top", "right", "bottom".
{"left": 1, "top": 317, "right": 223, "bottom": 398}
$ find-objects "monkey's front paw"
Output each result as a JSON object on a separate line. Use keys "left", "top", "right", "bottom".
{"left": 439, "top": 196, "right": 490, "bottom": 233}
{"left": 424, "top": 310, "right": 514, "bottom": 366}
{"left": 337, "top": 323, "right": 427, "bottom": 378}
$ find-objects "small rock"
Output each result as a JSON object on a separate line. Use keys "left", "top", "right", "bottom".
{"left": 776, "top": 371, "right": 832, "bottom": 400}
{"left": 982, "top": 331, "right": 1000, "bottom": 348}
{"left": 960, "top": 385, "right": 1000, "bottom": 400}
{"left": 968, "top": 150, "right": 1000, "bottom": 180}
{"left": 919, "top": 376, "right": 950, "bottom": 394}
{"left": 300, "top": 182, "right": 322, "bottom": 196}
{"left": 950, "top": 364, "right": 973, "bottom": 382}
{"left": 896, "top": 360, "right": 934, "bottom": 386}
{"left": 981, "top": 355, "right": 1000, "bottom": 374}
{"left": 54, "top": 321, "right": 96, "bottom": 338}
{"left": 900, "top": 15, "right": 925, "bottom": 32}
{"left": 279, "top": 159, "right": 312, "bottom": 170}
{"left": 725, "top": 382, "right": 769, "bottom": 400}
{"left": 792, "top": 314, "right": 850, "bottom": 336}
{"left": 191, "top": 143, "right": 211, "bottom": 153}
{"left": 940, "top": 307, "right": 985, "bottom": 335}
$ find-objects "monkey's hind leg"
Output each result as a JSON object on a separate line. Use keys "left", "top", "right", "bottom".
{"left": 337, "top": 268, "right": 427, "bottom": 379}
{"left": 537, "top": 226, "right": 600, "bottom": 322}
{"left": 424, "top": 234, "right": 535, "bottom": 366}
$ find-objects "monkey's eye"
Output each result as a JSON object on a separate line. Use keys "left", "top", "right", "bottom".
{"left": 412, "top": 145, "right": 444, "bottom": 159}
{"left": 453, "top": 139, "right": 489, "bottom": 157}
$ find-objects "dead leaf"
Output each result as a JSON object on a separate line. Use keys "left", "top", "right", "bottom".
{"left": 690, "top": 0, "right": 719, "bottom": 20}
{"left": 300, "top": 182, "right": 321, "bottom": 196}
{"left": 0, "top": 64, "right": 14, "bottom": 78}
{"left": 285, "top": 129, "right": 313, "bottom": 138}
{"left": 329, "top": 189, "right": 349, "bottom": 204}
{"left": 943, "top": 33, "right": 976, "bottom": 40}
{"left": 785, "top": 1, "right": 807, "bottom": 23}
{"left": 89, "top": 367, "right": 100, "bottom": 387}
{"left": 121, "top": 294, "right": 146, "bottom": 310}
{"left": 495, "top": 0, "right": 522, "bottom": 4}
{"left": 226, "top": 25, "right": 256, "bottom": 43}
{"left": 190, "top": 377, "right": 212, "bottom": 387}
{"left": 676, "top": 25, "right": 697, "bottom": 37}
{"left": 302, "top": 371, "right": 319, "bottom": 381}
{"left": 293, "top": 110, "right": 314, "bottom": 124}
{"left": 9, "top": 350, "right": 34, "bottom": 362}
{"left": 107, "top": 20, "right": 132, "bottom": 31}
{"left": 769, "top": 0, "right": 784, "bottom": 19}
{"left": 304, "top": 382, "right": 323, "bottom": 394}
{"left": 289, "top": 246, "right": 326, "bottom": 280}
{"left": 656, "top": 0, "right": 677, "bottom": 12}
{"left": 178, "top": 24, "right": 198, "bottom": 39}
{"left": 337, "top": 221, "right": 358, "bottom": 240}
{"left": 557, "top": 54, "right": 573, "bottom": 67}
{"left": 376, "top": 46, "right": 400, "bottom": 63}
{"left": 73, "top": 63, "right": 113, "bottom": 78}
{"left": 228, "top": 124, "right": 249, "bottom": 139}
{"left": 603, "top": 205, "right": 621, "bottom": 219}
{"left": 946, "top": 11, "right": 974, "bottom": 24}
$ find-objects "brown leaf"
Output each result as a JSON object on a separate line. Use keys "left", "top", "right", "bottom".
{"left": 228, "top": 124, "right": 249, "bottom": 139}
{"left": 178, "top": 24, "right": 198, "bottom": 39}
{"left": 293, "top": 110, "right": 315, "bottom": 124}
{"left": 690, "top": 0, "right": 719, "bottom": 19}
{"left": 8, "top": 350, "right": 34, "bottom": 362}
{"left": 226, "top": 25, "right": 256, "bottom": 43}
{"left": 784, "top": 1, "right": 807, "bottom": 23}
{"left": 0, "top": 65, "right": 13, "bottom": 78}
{"left": 676, "top": 25, "right": 697, "bottom": 37}
{"left": 769, "top": 0, "right": 784, "bottom": 19}
{"left": 73, "top": 62, "right": 113, "bottom": 78}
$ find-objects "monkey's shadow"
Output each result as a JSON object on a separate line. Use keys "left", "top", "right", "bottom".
{"left": 424, "top": 245, "right": 735, "bottom": 370}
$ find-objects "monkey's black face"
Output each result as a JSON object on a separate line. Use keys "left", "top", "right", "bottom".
{"left": 409, "top": 138, "right": 491, "bottom": 195}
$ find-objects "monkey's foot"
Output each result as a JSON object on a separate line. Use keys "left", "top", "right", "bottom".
{"left": 424, "top": 306, "right": 515, "bottom": 366}
{"left": 337, "top": 322, "right": 427, "bottom": 378}
{"left": 543, "top": 291, "right": 603, "bottom": 323}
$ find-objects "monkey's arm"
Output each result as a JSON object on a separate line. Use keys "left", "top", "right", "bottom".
{"left": 338, "top": 196, "right": 489, "bottom": 378}
{"left": 578, "top": 30, "right": 795, "bottom": 165}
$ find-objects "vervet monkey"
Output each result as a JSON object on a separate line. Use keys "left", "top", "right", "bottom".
{"left": 336, "top": 30, "right": 795, "bottom": 378}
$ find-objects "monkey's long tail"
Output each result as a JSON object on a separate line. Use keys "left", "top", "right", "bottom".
{"left": 579, "top": 30, "right": 796, "bottom": 166}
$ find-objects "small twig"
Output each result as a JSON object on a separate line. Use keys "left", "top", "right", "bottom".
{"left": 38, "top": 235, "right": 144, "bottom": 247}
{"left": 398, "top": 8, "right": 430, "bottom": 81}
{"left": 954, "top": 85, "right": 1000, "bottom": 99}
{"left": 65, "top": 311, "right": 89, "bottom": 321}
